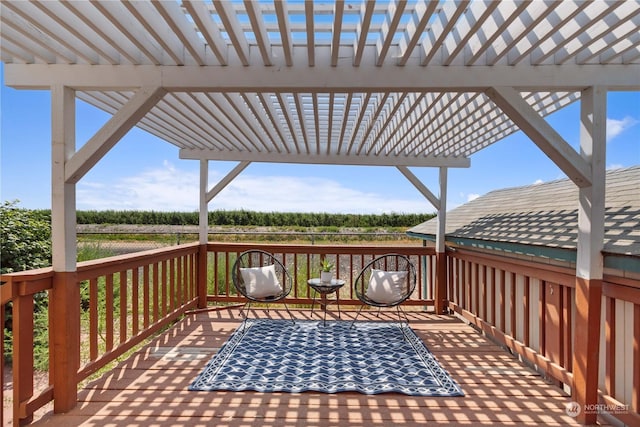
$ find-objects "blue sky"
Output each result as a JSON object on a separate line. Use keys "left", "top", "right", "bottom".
{"left": 1, "top": 67, "right": 638, "bottom": 214}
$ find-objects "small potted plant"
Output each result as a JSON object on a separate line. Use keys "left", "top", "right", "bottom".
{"left": 319, "top": 258, "right": 335, "bottom": 282}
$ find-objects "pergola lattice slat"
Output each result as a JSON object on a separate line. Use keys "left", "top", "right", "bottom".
{"left": 2, "top": 0, "right": 639, "bottom": 167}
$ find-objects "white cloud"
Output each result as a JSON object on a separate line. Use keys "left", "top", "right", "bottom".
{"left": 607, "top": 116, "right": 638, "bottom": 142}
{"left": 533, "top": 179, "right": 544, "bottom": 185}
{"left": 78, "top": 162, "right": 433, "bottom": 213}
{"left": 78, "top": 163, "right": 200, "bottom": 211}
{"left": 467, "top": 193, "right": 480, "bottom": 202}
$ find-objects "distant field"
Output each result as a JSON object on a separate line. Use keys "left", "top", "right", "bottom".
{"left": 77, "top": 224, "right": 423, "bottom": 256}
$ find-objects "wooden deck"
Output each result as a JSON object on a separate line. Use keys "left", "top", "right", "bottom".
{"left": 30, "top": 308, "right": 587, "bottom": 426}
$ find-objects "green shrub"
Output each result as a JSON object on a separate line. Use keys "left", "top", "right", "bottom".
{"left": 1, "top": 201, "right": 53, "bottom": 370}
{"left": 0, "top": 200, "right": 51, "bottom": 274}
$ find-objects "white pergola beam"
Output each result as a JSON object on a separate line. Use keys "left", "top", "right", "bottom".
{"left": 65, "top": 86, "right": 166, "bottom": 183}
{"left": 485, "top": 86, "right": 592, "bottom": 187}
{"left": 180, "top": 149, "right": 471, "bottom": 168}
{"left": 5, "top": 63, "right": 640, "bottom": 91}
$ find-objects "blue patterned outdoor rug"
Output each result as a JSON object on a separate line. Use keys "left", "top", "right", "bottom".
{"left": 189, "top": 319, "right": 463, "bottom": 396}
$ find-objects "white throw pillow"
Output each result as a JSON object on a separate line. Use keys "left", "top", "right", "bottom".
{"left": 240, "top": 264, "right": 283, "bottom": 299}
{"left": 365, "top": 268, "right": 408, "bottom": 304}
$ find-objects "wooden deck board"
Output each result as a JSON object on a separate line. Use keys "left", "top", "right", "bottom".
{"left": 30, "top": 309, "right": 593, "bottom": 426}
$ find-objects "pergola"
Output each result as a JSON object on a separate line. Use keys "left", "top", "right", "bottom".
{"left": 1, "top": 1, "right": 639, "bottom": 424}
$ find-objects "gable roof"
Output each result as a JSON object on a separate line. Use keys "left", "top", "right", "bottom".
{"left": 407, "top": 166, "right": 640, "bottom": 258}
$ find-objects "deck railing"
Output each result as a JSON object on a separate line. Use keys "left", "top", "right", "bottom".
{"left": 75, "top": 244, "right": 199, "bottom": 380}
{"left": 447, "top": 247, "right": 640, "bottom": 426}
{"left": 204, "top": 242, "right": 436, "bottom": 307}
{"left": 1, "top": 242, "right": 638, "bottom": 426}
{"left": 1, "top": 243, "right": 200, "bottom": 425}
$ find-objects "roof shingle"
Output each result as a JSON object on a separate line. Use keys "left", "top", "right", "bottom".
{"left": 408, "top": 166, "right": 640, "bottom": 256}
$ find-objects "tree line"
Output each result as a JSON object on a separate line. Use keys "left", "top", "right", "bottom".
{"left": 73, "top": 209, "right": 435, "bottom": 228}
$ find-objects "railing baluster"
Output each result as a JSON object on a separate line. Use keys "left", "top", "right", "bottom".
{"left": 132, "top": 267, "right": 139, "bottom": 336}
{"left": 169, "top": 258, "right": 176, "bottom": 312}
{"left": 499, "top": 270, "right": 506, "bottom": 331}
{"left": 161, "top": 260, "right": 169, "bottom": 317}
{"left": 143, "top": 265, "right": 150, "bottom": 329}
{"left": 490, "top": 267, "right": 496, "bottom": 326}
{"left": 89, "top": 278, "right": 98, "bottom": 360}
{"left": 605, "top": 296, "right": 616, "bottom": 395}
{"left": 153, "top": 263, "right": 160, "bottom": 323}
{"left": 523, "top": 276, "right": 530, "bottom": 347}
{"left": 120, "top": 271, "right": 127, "bottom": 344}
{"left": 539, "top": 280, "right": 546, "bottom": 358}
{"left": 105, "top": 274, "right": 114, "bottom": 352}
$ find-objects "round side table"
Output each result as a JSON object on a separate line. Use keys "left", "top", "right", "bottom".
{"left": 307, "top": 278, "right": 346, "bottom": 326}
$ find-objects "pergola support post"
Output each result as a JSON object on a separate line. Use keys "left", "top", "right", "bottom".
{"left": 396, "top": 165, "right": 448, "bottom": 313}
{"left": 572, "top": 86, "right": 606, "bottom": 425}
{"left": 198, "top": 160, "right": 209, "bottom": 309}
{"left": 50, "top": 85, "right": 80, "bottom": 413}
{"left": 434, "top": 167, "right": 448, "bottom": 314}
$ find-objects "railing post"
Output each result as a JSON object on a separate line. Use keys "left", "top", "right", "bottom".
{"left": 573, "top": 277, "right": 602, "bottom": 424}
{"left": 51, "top": 271, "right": 79, "bottom": 413}
{"left": 434, "top": 251, "right": 447, "bottom": 314}
{"left": 13, "top": 287, "right": 34, "bottom": 425}
{"left": 198, "top": 244, "right": 208, "bottom": 308}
